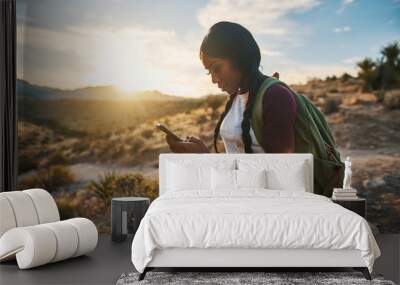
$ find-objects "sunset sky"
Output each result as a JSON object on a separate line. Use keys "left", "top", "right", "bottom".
{"left": 17, "top": 0, "right": 400, "bottom": 97}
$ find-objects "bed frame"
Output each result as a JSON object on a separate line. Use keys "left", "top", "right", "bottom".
{"left": 140, "top": 248, "right": 371, "bottom": 280}
{"left": 138, "top": 154, "right": 371, "bottom": 281}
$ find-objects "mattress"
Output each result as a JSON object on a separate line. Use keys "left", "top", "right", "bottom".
{"left": 131, "top": 189, "right": 381, "bottom": 273}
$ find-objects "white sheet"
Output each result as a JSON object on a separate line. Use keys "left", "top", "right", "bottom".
{"left": 131, "top": 189, "right": 381, "bottom": 273}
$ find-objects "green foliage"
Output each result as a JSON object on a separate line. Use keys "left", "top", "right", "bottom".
{"left": 204, "top": 94, "right": 225, "bottom": 111}
{"left": 141, "top": 129, "right": 154, "bottom": 139}
{"left": 325, "top": 75, "right": 337, "bottom": 81}
{"left": 18, "top": 151, "right": 39, "bottom": 173}
{"left": 86, "top": 171, "right": 158, "bottom": 204}
{"left": 46, "top": 151, "right": 69, "bottom": 166}
{"left": 18, "top": 165, "right": 75, "bottom": 192}
{"left": 357, "top": 41, "right": 400, "bottom": 91}
{"left": 340, "top": 72, "right": 353, "bottom": 82}
{"left": 56, "top": 198, "right": 76, "bottom": 219}
{"left": 374, "top": 90, "right": 386, "bottom": 103}
{"left": 131, "top": 137, "right": 146, "bottom": 152}
{"left": 321, "top": 98, "right": 340, "bottom": 115}
{"left": 357, "top": 58, "right": 377, "bottom": 91}
{"left": 383, "top": 90, "right": 400, "bottom": 109}
{"left": 197, "top": 114, "right": 208, "bottom": 124}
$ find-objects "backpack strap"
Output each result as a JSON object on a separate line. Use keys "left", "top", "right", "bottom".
{"left": 251, "top": 77, "right": 282, "bottom": 146}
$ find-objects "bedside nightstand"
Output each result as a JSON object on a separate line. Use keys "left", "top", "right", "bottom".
{"left": 111, "top": 197, "right": 150, "bottom": 242}
{"left": 331, "top": 198, "right": 366, "bottom": 218}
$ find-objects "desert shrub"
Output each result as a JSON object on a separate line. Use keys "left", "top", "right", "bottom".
{"left": 141, "top": 129, "right": 154, "bottom": 139}
{"left": 325, "top": 75, "right": 337, "bottom": 81}
{"left": 18, "top": 174, "right": 39, "bottom": 189}
{"left": 383, "top": 90, "right": 400, "bottom": 109}
{"left": 320, "top": 98, "right": 340, "bottom": 114}
{"left": 374, "top": 90, "right": 386, "bottom": 103}
{"left": 130, "top": 137, "right": 146, "bottom": 152}
{"left": 86, "top": 171, "right": 158, "bottom": 203}
{"left": 72, "top": 141, "right": 90, "bottom": 152}
{"left": 340, "top": 72, "right": 353, "bottom": 82}
{"left": 46, "top": 151, "right": 69, "bottom": 166}
{"left": 18, "top": 151, "right": 39, "bottom": 173}
{"left": 110, "top": 145, "right": 125, "bottom": 159}
{"left": 56, "top": 198, "right": 76, "bottom": 219}
{"left": 197, "top": 114, "right": 208, "bottom": 124}
{"left": 17, "top": 165, "right": 75, "bottom": 192}
{"left": 73, "top": 189, "right": 105, "bottom": 219}
{"left": 204, "top": 94, "right": 225, "bottom": 112}
{"left": 163, "top": 118, "right": 171, "bottom": 125}
{"left": 75, "top": 171, "right": 158, "bottom": 229}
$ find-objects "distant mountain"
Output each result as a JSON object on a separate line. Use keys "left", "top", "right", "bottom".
{"left": 16, "top": 79, "right": 184, "bottom": 101}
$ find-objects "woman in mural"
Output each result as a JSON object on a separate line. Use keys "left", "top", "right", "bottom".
{"left": 165, "top": 21, "right": 344, "bottom": 197}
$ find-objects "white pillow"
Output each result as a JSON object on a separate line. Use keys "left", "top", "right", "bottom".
{"left": 211, "top": 168, "right": 237, "bottom": 190}
{"left": 237, "top": 158, "right": 307, "bottom": 191}
{"left": 211, "top": 168, "right": 268, "bottom": 191}
{"left": 266, "top": 163, "right": 306, "bottom": 191}
{"left": 166, "top": 159, "right": 236, "bottom": 192}
{"left": 167, "top": 162, "right": 211, "bottom": 191}
{"left": 236, "top": 169, "right": 267, "bottom": 189}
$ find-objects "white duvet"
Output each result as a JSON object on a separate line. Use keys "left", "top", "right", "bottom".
{"left": 131, "top": 189, "right": 381, "bottom": 273}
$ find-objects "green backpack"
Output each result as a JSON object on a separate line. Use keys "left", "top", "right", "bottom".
{"left": 251, "top": 77, "right": 345, "bottom": 197}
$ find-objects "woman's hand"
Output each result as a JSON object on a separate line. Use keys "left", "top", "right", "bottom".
{"left": 165, "top": 134, "right": 210, "bottom": 153}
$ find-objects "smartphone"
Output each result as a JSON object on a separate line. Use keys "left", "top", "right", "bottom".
{"left": 155, "top": 122, "right": 183, "bottom": 141}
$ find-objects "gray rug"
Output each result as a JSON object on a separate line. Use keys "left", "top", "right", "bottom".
{"left": 116, "top": 271, "right": 396, "bottom": 285}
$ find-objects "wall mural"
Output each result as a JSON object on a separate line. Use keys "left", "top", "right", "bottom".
{"left": 16, "top": 0, "right": 400, "bottom": 233}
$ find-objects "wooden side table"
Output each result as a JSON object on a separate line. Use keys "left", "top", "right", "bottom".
{"left": 331, "top": 198, "right": 366, "bottom": 218}
{"left": 111, "top": 197, "right": 150, "bottom": 242}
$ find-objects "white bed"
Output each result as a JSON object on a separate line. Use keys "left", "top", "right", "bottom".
{"left": 131, "top": 153, "right": 381, "bottom": 281}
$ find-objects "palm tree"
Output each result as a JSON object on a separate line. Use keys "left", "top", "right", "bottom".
{"left": 357, "top": 58, "right": 376, "bottom": 91}
{"left": 357, "top": 58, "right": 375, "bottom": 74}
{"left": 381, "top": 42, "right": 400, "bottom": 68}
{"left": 380, "top": 42, "right": 400, "bottom": 89}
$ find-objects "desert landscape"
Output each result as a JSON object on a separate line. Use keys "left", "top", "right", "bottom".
{"left": 17, "top": 43, "right": 400, "bottom": 234}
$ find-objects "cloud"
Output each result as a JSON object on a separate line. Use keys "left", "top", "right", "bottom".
{"left": 333, "top": 26, "right": 351, "bottom": 33}
{"left": 260, "top": 48, "right": 284, "bottom": 57}
{"left": 17, "top": 22, "right": 221, "bottom": 97}
{"left": 17, "top": 0, "right": 362, "bottom": 97}
{"left": 17, "top": 0, "right": 323, "bottom": 97}
{"left": 197, "top": 0, "right": 320, "bottom": 36}
{"left": 196, "top": 0, "right": 359, "bottom": 87}
{"left": 337, "top": 0, "right": 355, "bottom": 13}
{"left": 342, "top": 56, "right": 363, "bottom": 65}
{"left": 17, "top": 20, "right": 358, "bottom": 97}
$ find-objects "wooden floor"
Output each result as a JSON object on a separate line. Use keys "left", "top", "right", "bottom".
{"left": 0, "top": 234, "right": 399, "bottom": 285}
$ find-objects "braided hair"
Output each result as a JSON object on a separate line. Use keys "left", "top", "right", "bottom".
{"left": 200, "top": 21, "right": 268, "bottom": 153}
